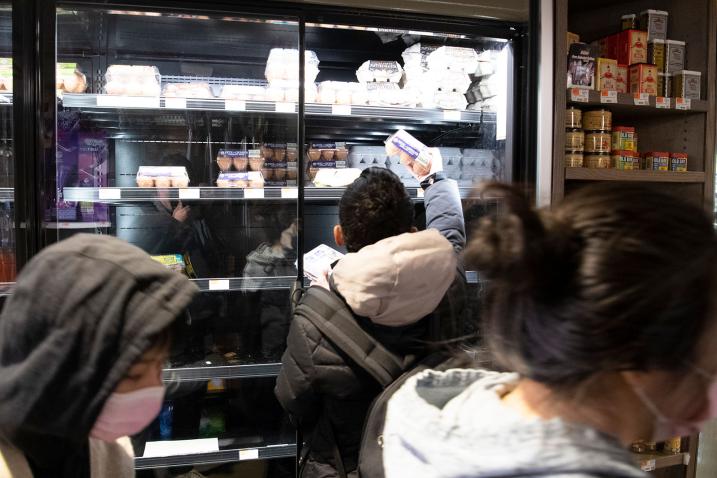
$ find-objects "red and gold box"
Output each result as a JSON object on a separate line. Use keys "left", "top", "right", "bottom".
{"left": 616, "top": 30, "right": 648, "bottom": 65}
{"left": 615, "top": 64, "right": 629, "bottom": 93}
{"left": 630, "top": 63, "right": 658, "bottom": 96}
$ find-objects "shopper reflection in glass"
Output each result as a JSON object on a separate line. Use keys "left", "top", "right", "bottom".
{"left": 0, "top": 234, "right": 196, "bottom": 478}
{"left": 383, "top": 184, "right": 717, "bottom": 478}
{"left": 243, "top": 213, "right": 298, "bottom": 360}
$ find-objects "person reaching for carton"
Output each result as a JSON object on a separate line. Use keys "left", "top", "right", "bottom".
{"left": 275, "top": 138, "right": 466, "bottom": 478}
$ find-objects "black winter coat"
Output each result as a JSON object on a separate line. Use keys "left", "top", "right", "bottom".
{"left": 275, "top": 179, "right": 466, "bottom": 478}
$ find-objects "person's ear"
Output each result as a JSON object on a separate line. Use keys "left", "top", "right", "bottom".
{"left": 334, "top": 225, "right": 345, "bottom": 247}
{"left": 410, "top": 226, "right": 418, "bottom": 233}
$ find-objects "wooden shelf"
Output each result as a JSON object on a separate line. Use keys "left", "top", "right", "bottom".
{"left": 566, "top": 90, "right": 708, "bottom": 117}
{"left": 565, "top": 168, "right": 706, "bottom": 183}
{"left": 632, "top": 452, "right": 689, "bottom": 472}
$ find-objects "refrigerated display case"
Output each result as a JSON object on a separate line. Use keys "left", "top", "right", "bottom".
{"left": 11, "top": 1, "right": 533, "bottom": 475}
{"left": 0, "top": 4, "right": 15, "bottom": 295}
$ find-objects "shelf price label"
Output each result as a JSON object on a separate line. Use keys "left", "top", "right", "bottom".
{"left": 656, "top": 97, "right": 671, "bottom": 109}
{"left": 208, "top": 279, "right": 230, "bottom": 291}
{"left": 164, "top": 97, "right": 187, "bottom": 109}
{"left": 600, "top": 90, "right": 617, "bottom": 104}
{"left": 244, "top": 188, "right": 265, "bottom": 199}
{"left": 281, "top": 187, "right": 298, "bottom": 199}
{"left": 239, "top": 449, "right": 259, "bottom": 461}
{"left": 178, "top": 188, "right": 201, "bottom": 200}
{"left": 225, "top": 100, "right": 246, "bottom": 111}
{"left": 443, "top": 110, "right": 463, "bottom": 121}
{"left": 97, "top": 95, "right": 160, "bottom": 109}
{"left": 331, "top": 104, "right": 352, "bottom": 116}
{"left": 640, "top": 459, "right": 656, "bottom": 472}
{"left": 275, "top": 102, "right": 295, "bottom": 113}
{"left": 633, "top": 93, "right": 650, "bottom": 106}
{"left": 570, "top": 88, "right": 590, "bottom": 103}
{"left": 675, "top": 98, "right": 692, "bottom": 110}
{"left": 98, "top": 188, "right": 121, "bottom": 200}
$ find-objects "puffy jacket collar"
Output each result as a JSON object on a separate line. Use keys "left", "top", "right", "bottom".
{"left": 330, "top": 229, "right": 456, "bottom": 327}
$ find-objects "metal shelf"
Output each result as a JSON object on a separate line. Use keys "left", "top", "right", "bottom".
{"left": 0, "top": 188, "right": 13, "bottom": 202}
{"left": 61, "top": 93, "right": 493, "bottom": 124}
{"left": 63, "top": 186, "right": 481, "bottom": 203}
{"left": 163, "top": 362, "right": 282, "bottom": 382}
{"left": 135, "top": 442, "right": 297, "bottom": 470}
{"left": 633, "top": 452, "right": 689, "bottom": 472}
{"left": 565, "top": 168, "right": 706, "bottom": 183}
{"left": 566, "top": 89, "right": 708, "bottom": 116}
{"left": 44, "top": 221, "right": 111, "bottom": 229}
{"left": 190, "top": 276, "right": 295, "bottom": 292}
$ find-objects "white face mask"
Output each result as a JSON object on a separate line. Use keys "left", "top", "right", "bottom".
{"left": 90, "top": 386, "right": 165, "bottom": 442}
{"left": 631, "top": 366, "right": 717, "bottom": 442}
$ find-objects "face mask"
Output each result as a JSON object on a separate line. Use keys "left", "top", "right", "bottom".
{"left": 90, "top": 386, "right": 165, "bottom": 442}
{"left": 632, "top": 366, "right": 717, "bottom": 441}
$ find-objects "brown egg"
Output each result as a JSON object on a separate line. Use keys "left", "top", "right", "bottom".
{"left": 286, "top": 169, "right": 298, "bottom": 180}
{"left": 216, "top": 157, "right": 232, "bottom": 171}
{"left": 261, "top": 168, "right": 274, "bottom": 180}
{"left": 321, "top": 149, "right": 335, "bottom": 161}
{"left": 171, "top": 178, "right": 189, "bottom": 188}
{"left": 261, "top": 146, "right": 274, "bottom": 160}
{"left": 155, "top": 177, "right": 172, "bottom": 188}
{"left": 274, "top": 168, "right": 287, "bottom": 181}
{"left": 308, "top": 149, "right": 321, "bottom": 161}
{"left": 233, "top": 157, "right": 248, "bottom": 171}
{"left": 249, "top": 158, "right": 265, "bottom": 171}
{"left": 136, "top": 177, "right": 155, "bottom": 188}
{"left": 335, "top": 149, "right": 349, "bottom": 161}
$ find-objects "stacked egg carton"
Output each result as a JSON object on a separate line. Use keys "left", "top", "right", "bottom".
{"left": 466, "top": 50, "right": 500, "bottom": 111}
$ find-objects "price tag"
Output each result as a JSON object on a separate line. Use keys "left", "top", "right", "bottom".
{"left": 275, "top": 102, "right": 295, "bottom": 113}
{"left": 244, "top": 188, "right": 265, "bottom": 199}
{"left": 656, "top": 97, "right": 671, "bottom": 109}
{"left": 633, "top": 93, "right": 650, "bottom": 106}
{"left": 675, "top": 98, "right": 692, "bottom": 110}
{"left": 570, "top": 88, "right": 590, "bottom": 103}
{"left": 208, "top": 279, "right": 230, "bottom": 291}
{"left": 443, "top": 110, "right": 462, "bottom": 121}
{"left": 331, "top": 104, "right": 352, "bottom": 116}
{"left": 600, "top": 90, "right": 617, "bottom": 103}
{"left": 641, "top": 459, "right": 656, "bottom": 472}
{"left": 97, "top": 95, "right": 160, "bottom": 109}
{"left": 225, "top": 100, "right": 246, "bottom": 111}
{"left": 416, "top": 188, "right": 425, "bottom": 198}
{"left": 178, "top": 188, "right": 200, "bottom": 200}
{"left": 684, "top": 453, "right": 691, "bottom": 466}
{"left": 98, "top": 188, "right": 121, "bottom": 200}
{"left": 239, "top": 449, "right": 259, "bottom": 461}
{"left": 281, "top": 187, "right": 298, "bottom": 199}
{"left": 164, "top": 97, "right": 187, "bottom": 109}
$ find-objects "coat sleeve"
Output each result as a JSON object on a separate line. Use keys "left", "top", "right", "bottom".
{"left": 423, "top": 178, "right": 466, "bottom": 254}
{"left": 275, "top": 315, "right": 321, "bottom": 425}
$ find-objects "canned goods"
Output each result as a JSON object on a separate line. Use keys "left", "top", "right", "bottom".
{"left": 583, "top": 109, "right": 612, "bottom": 131}
{"left": 644, "top": 151, "right": 670, "bottom": 171}
{"left": 670, "top": 152, "right": 688, "bottom": 171}
{"left": 613, "top": 150, "right": 638, "bottom": 170}
{"left": 566, "top": 107, "right": 582, "bottom": 129}
{"left": 585, "top": 153, "right": 611, "bottom": 169}
{"left": 611, "top": 126, "right": 636, "bottom": 152}
{"left": 585, "top": 132, "right": 611, "bottom": 153}
{"left": 566, "top": 129, "right": 585, "bottom": 151}
{"left": 565, "top": 150, "right": 584, "bottom": 167}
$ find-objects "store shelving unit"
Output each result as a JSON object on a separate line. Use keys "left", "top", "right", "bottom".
{"left": 552, "top": 2, "right": 716, "bottom": 477}
{"left": 552, "top": 0, "right": 717, "bottom": 215}
{"left": 134, "top": 442, "right": 298, "bottom": 470}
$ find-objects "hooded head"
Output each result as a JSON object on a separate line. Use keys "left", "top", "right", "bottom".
{"left": 0, "top": 234, "right": 197, "bottom": 476}
{"left": 331, "top": 229, "right": 456, "bottom": 327}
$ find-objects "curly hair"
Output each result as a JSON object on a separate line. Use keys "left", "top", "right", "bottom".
{"left": 338, "top": 167, "right": 414, "bottom": 252}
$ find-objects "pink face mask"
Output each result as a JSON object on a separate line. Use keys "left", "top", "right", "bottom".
{"left": 90, "top": 386, "right": 165, "bottom": 442}
{"left": 633, "top": 366, "right": 717, "bottom": 441}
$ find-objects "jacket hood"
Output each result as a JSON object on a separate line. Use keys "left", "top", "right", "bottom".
{"left": 0, "top": 234, "right": 197, "bottom": 475}
{"left": 383, "top": 369, "right": 646, "bottom": 478}
{"left": 331, "top": 229, "right": 456, "bottom": 327}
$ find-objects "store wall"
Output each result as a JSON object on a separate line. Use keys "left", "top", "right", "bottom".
{"left": 284, "top": 0, "right": 529, "bottom": 21}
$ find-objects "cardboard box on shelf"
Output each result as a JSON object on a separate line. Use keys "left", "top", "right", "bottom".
{"left": 629, "top": 64, "right": 658, "bottom": 96}
{"left": 567, "top": 43, "right": 597, "bottom": 89}
{"left": 617, "top": 30, "right": 648, "bottom": 65}
{"left": 597, "top": 58, "right": 618, "bottom": 91}
{"left": 615, "top": 64, "right": 629, "bottom": 93}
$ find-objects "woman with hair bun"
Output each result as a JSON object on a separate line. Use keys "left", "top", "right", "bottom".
{"left": 383, "top": 183, "right": 717, "bottom": 478}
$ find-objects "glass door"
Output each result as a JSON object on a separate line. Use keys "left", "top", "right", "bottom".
{"left": 52, "top": 5, "right": 299, "bottom": 475}
{"left": 0, "top": 3, "right": 13, "bottom": 291}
